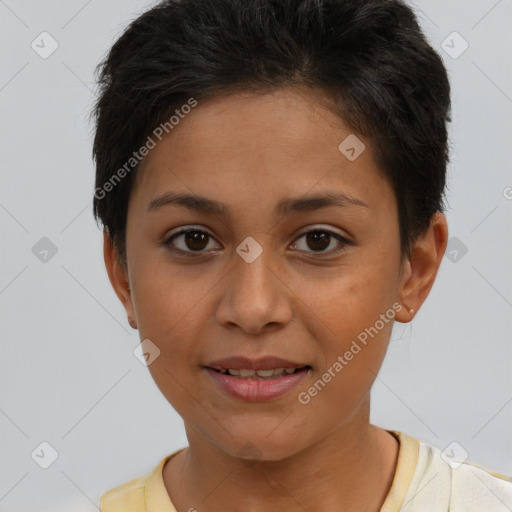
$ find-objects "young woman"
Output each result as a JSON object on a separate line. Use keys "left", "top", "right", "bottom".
{"left": 91, "top": 0, "right": 512, "bottom": 510}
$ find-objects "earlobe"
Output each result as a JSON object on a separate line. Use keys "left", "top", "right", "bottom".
{"left": 103, "top": 230, "right": 137, "bottom": 328}
{"left": 395, "top": 212, "right": 449, "bottom": 323}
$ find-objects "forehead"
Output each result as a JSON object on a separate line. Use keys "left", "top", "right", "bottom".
{"left": 130, "top": 87, "right": 396, "bottom": 221}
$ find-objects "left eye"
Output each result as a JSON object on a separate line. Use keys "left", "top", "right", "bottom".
{"left": 293, "top": 230, "right": 350, "bottom": 256}
{"left": 164, "top": 227, "right": 350, "bottom": 257}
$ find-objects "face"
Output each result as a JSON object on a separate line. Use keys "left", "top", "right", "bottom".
{"left": 105, "top": 87, "right": 445, "bottom": 462}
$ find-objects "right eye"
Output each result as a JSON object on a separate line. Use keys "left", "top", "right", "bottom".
{"left": 164, "top": 227, "right": 221, "bottom": 256}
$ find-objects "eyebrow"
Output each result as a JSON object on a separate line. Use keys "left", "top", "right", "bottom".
{"left": 147, "top": 190, "right": 369, "bottom": 217}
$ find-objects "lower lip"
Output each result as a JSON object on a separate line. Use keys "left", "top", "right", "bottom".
{"left": 204, "top": 367, "right": 311, "bottom": 401}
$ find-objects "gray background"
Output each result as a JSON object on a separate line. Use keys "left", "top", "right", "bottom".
{"left": 1, "top": 0, "right": 511, "bottom": 510}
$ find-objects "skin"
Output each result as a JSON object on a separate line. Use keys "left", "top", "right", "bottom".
{"left": 104, "top": 86, "right": 448, "bottom": 512}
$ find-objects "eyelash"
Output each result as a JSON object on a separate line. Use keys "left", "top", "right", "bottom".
{"left": 163, "top": 226, "right": 352, "bottom": 259}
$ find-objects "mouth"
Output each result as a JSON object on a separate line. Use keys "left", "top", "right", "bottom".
{"left": 207, "top": 366, "right": 311, "bottom": 379}
{"left": 203, "top": 364, "right": 312, "bottom": 401}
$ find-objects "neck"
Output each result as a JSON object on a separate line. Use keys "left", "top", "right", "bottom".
{"left": 163, "top": 398, "right": 399, "bottom": 512}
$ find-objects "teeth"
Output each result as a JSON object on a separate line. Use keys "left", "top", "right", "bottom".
{"left": 255, "top": 369, "right": 276, "bottom": 377}
{"left": 219, "top": 367, "right": 302, "bottom": 378}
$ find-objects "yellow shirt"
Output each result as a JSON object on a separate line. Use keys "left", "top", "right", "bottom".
{"left": 100, "top": 430, "right": 512, "bottom": 511}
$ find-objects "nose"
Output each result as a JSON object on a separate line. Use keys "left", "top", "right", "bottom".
{"left": 214, "top": 245, "right": 293, "bottom": 334}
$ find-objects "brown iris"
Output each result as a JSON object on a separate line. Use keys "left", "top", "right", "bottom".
{"left": 184, "top": 231, "right": 209, "bottom": 251}
{"left": 305, "top": 231, "right": 330, "bottom": 251}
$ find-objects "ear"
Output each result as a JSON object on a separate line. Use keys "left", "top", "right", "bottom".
{"left": 103, "top": 230, "right": 137, "bottom": 329}
{"left": 395, "top": 212, "right": 449, "bottom": 323}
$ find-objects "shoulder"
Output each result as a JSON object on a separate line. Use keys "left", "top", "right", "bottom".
{"left": 396, "top": 431, "right": 512, "bottom": 511}
{"left": 100, "top": 475, "right": 146, "bottom": 512}
{"left": 449, "top": 460, "right": 512, "bottom": 510}
{"left": 99, "top": 449, "right": 185, "bottom": 512}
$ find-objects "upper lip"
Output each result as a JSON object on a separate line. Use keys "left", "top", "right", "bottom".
{"left": 205, "top": 356, "right": 310, "bottom": 371}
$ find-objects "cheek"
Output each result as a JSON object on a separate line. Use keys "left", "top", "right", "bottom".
{"left": 302, "top": 265, "right": 396, "bottom": 334}
{"left": 129, "top": 258, "right": 200, "bottom": 337}
{"left": 300, "top": 263, "right": 397, "bottom": 378}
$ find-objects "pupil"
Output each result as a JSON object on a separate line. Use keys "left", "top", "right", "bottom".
{"left": 307, "top": 232, "right": 329, "bottom": 251}
{"left": 186, "top": 231, "right": 208, "bottom": 251}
